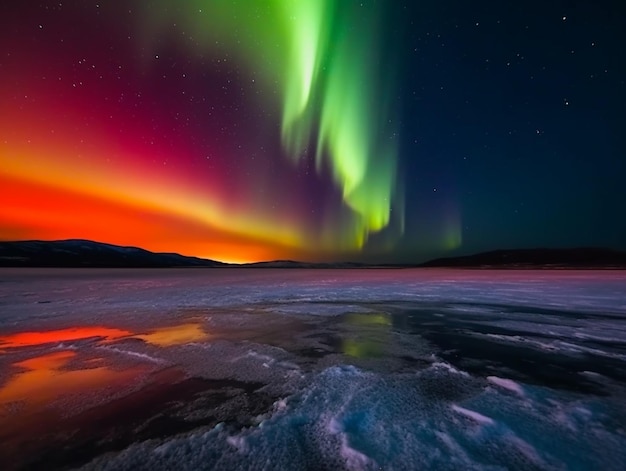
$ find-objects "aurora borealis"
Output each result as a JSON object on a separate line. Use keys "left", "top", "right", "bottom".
{"left": 142, "top": 0, "right": 402, "bottom": 247}
{"left": 1, "top": 1, "right": 625, "bottom": 263}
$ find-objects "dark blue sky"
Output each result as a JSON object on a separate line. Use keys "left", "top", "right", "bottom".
{"left": 390, "top": 0, "right": 626, "bottom": 261}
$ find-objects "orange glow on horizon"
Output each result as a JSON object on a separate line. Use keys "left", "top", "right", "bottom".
{"left": 0, "top": 174, "right": 304, "bottom": 263}
{"left": 0, "top": 93, "right": 309, "bottom": 262}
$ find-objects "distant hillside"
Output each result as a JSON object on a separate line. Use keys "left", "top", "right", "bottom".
{"left": 0, "top": 240, "right": 226, "bottom": 268}
{"left": 419, "top": 247, "right": 626, "bottom": 268}
{"left": 3, "top": 241, "right": 625, "bottom": 269}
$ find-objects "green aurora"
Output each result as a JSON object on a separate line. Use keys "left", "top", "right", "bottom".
{"left": 142, "top": 0, "right": 403, "bottom": 249}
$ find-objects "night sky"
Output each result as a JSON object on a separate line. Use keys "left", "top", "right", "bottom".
{"left": 1, "top": 1, "right": 625, "bottom": 263}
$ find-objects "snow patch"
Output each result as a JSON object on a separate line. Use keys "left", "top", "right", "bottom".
{"left": 432, "top": 361, "right": 470, "bottom": 377}
{"left": 487, "top": 376, "right": 524, "bottom": 396}
{"left": 451, "top": 404, "right": 495, "bottom": 425}
{"left": 100, "top": 346, "right": 165, "bottom": 364}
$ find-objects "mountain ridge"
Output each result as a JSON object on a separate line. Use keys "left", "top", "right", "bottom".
{"left": 1, "top": 240, "right": 625, "bottom": 268}
{"left": 0, "top": 239, "right": 226, "bottom": 268}
{"left": 418, "top": 247, "right": 626, "bottom": 268}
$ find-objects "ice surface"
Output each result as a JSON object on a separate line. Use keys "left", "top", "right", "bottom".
{"left": 0, "top": 268, "right": 625, "bottom": 470}
{"left": 81, "top": 361, "right": 626, "bottom": 471}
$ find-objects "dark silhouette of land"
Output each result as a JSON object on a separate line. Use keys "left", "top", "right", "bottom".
{"left": 419, "top": 247, "right": 626, "bottom": 269}
{"left": 1, "top": 240, "right": 625, "bottom": 268}
{"left": 0, "top": 240, "right": 225, "bottom": 268}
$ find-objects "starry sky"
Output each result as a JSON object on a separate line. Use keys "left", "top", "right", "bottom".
{"left": 1, "top": 1, "right": 625, "bottom": 263}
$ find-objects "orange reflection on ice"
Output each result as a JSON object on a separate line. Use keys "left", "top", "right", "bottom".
{"left": 0, "top": 323, "right": 211, "bottom": 351}
{"left": 0, "top": 350, "right": 141, "bottom": 408}
{"left": 136, "top": 323, "right": 210, "bottom": 347}
{"left": 0, "top": 327, "right": 132, "bottom": 349}
{"left": 16, "top": 350, "right": 75, "bottom": 370}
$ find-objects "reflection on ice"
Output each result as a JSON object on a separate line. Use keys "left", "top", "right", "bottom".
{"left": 342, "top": 313, "right": 392, "bottom": 358}
{"left": 0, "top": 350, "right": 143, "bottom": 410}
{"left": 0, "top": 322, "right": 211, "bottom": 351}
{"left": 136, "top": 323, "right": 209, "bottom": 347}
{"left": 0, "top": 326, "right": 132, "bottom": 349}
{"left": 0, "top": 322, "right": 211, "bottom": 432}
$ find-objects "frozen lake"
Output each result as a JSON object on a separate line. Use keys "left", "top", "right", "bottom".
{"left": 1, "top": 268, "right": 626, "bottom": 470}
